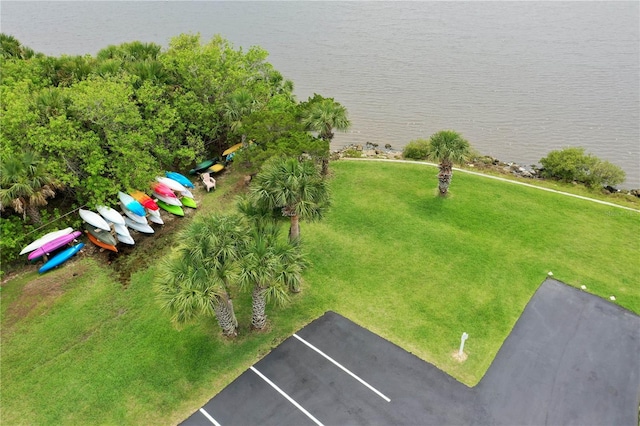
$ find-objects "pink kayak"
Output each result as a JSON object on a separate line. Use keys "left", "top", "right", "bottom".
{"left": 28, "top": 231, "right": 82, "bottom": 261}
{"left": 150, "top": 182, "right": 177, "bottom": 198}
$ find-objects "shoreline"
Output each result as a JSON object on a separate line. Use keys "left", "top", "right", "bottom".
{"left": 332, "top": 143, "right": 640, "bottom": 198}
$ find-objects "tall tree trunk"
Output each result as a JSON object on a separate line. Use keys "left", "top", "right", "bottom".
{"left": 289, "top": 214, "right": 300, "bottom": 242}
{"left": 212, "top": 295, "right": 238, "bottom": 337}
{"left": 438, "top": 163, "right": 453, "bottom": 196}
{"left": 26, "top": 203, "right": 42, "bottom": 225}
{"left": 251, "top": 286, "right": 267, "bottom": 330}
{"left": 321, "top": 157, "right": 329, "bottom": 177}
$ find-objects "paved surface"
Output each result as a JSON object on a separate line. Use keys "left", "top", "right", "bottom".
{"left": 181, "top": 279, "right": 640, "bottom": 425}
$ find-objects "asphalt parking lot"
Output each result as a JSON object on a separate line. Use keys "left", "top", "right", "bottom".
{"left": 181, "top": 279, "right": 640, "bottom": 425}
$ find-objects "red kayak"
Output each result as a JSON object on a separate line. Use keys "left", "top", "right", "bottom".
{"left": 130, "top": 190, "right": 159, "bottom": 211}
{"left": 150, "top": 182, "right": 177, "bottom": 198}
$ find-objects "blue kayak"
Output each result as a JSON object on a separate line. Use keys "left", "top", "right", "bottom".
{"left": 39, "top": 243, "right": 85, "bottom": 274}
{"left": 165, "top": 171, "right": 195, "bottom": 189}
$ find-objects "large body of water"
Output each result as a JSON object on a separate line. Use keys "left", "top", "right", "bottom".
{"left": 2, "top": 1, "right": 639, "bottom": 187}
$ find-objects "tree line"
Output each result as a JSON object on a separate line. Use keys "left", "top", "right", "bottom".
{"left": 0, "top": 33, "right": 350, "bottom": 267}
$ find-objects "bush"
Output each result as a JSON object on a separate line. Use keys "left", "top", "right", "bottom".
{"left": 539, "top": 147, "right": 625, "bottom": 188}
{"left": 342, "top": 149, "right": 362, "bottom": 158}
{"left": 402, "top": 139, "right": 431, "bottom": 160}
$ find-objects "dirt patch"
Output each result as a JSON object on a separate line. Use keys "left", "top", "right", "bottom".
{"left": 3, "top": 261, "right": 89, "bottom": 330}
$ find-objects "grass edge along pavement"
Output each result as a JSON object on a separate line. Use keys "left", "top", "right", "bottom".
{"left": 1, "top": 161, "right": 638, "bottom": 425}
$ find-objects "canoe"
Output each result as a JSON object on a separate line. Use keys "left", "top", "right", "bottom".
{"left": 222, "top": 142, "right": 243, "bottom": 156}
{"left": 96, "top": 205, "right": 126, "bottom": 226}
{"left": 147, "top": 212, "right": 164, "bottom": 225}
{"left": 28, "top": 231, "right": 82, "bottom": 261}
{"left": 20, "top": 227, "right": 74, "bottom": 255}
{"left": 150, "top": 182, "right": 177, "bottom": 198}
{"left": 189, "top": 159, "right": 216, "bottom": 175}
{"left": 156, "top": 199, "right": 184, "bottom": 216}
{"left": 115, "top": 232, "right": 135, "bottom": 245}
{"left": 181, "top": 196, "right": 197, "bottom": 209}
{"left": 39, "top": 243, "right": 84, "bottom": 274}
{"left": 130, "top": 190, "right": 159, "bottom": 211}
{"left": 117, "top": 191, "right": 146, "bottom": 217}
{"left": 79, "top": 209, "right": 111, "bottom": 231}
{"left": 86, "top": 231, "right": 118, "bottom": 252}
{"left": 147, "top": 207, "right": 161, "bottom": 218}
{"left": 153, "top": 192, "right": 182, "bottom": 206}
{"left": 165, "top": 171, "right": 195, "bottom": 189}
{"left": 83, "top": 223, "right": 117, "bottom": 246}
{"left": 124, "top": 217, "right": 155, "bottom": 234}
{"left": 120, "top": 202, "right": 148, "bottom": 224}
{"left": 208, "top": 164, "right": 225, "bottom": 173}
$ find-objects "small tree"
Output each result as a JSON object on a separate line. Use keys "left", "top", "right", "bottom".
{"left": 402, "top": 139, "right": 431, "bottom": 160}
{"left": 426, "top": 130, "right": 471, "bottom": 196}
{"left": 250, "top": 157, "right": 329, "bottom": 242}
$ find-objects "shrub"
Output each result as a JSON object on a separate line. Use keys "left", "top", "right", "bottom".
{"left": 539, "top": 147, "right": 626, "bottom": 188}
{"left": 342, "top": 149, "right": 362, "bottom": 158}
{"left": 402, "top": 139, "right": 431, "bottom": 160}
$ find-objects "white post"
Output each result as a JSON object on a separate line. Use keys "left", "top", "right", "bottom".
{"left": 459, "top": 332, "right": 469, "bottom": 357}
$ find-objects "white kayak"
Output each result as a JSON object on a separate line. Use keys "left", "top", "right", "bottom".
{"left": 124, "top": 217, "right": 155, "bottom": 234}
{"left": 152, "top": 192, "right": 182, "bottom": 206}
{"left": 79, "top": 209, "right": 111, "bottom": 231}
{"left": 147, "top": 207, "right": 161, "bottom": 218}
{"left": 112, "top": 222, "right": 131, "bottom": 238}
{"left": 120, "top": 203, "right": 149, "bottom": 224}
{"left": 115, "top": 233, "right": 135, "bottom": 245}
{"left": 147, "top": 210, "right": 164, "bottom": 225}
{"left": 156, "top": 176, "right": 187, "bottom": 193}
{"left": 20, "top": 227, "right": 74, "bottom": 255}
{"left": 97, "top": 205, "right": 126, "bottom": 226}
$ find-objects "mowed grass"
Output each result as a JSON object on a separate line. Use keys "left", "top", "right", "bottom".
{"left": 1, "top": 161, "right": 638, "bottom": 424}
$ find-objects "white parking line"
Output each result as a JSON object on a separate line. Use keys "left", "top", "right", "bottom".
{"left": 250, "top": 366, "right": 325, "bottom": 426}
{"left": 198, "top": 408, "right": 221, "bottom": 426}
{"left": 293, "top": 333, "right": 391, "bottom": 402}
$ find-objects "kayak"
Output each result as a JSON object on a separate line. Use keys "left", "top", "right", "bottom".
{"left": 156, "top": 176, "right": 193, "bottom": 198}
{"left": 118, "top": 191, "right": 146, "bottom": 217}
{"left": 112, "top": 223, "right": 131, "bottom": 238}
{"left": 189, "top": 159, "right": 216, "bottom": 175}
{"left": 208, "top": 164, "right": 225, "bottom": 173}
{"left": 20, "top": 227, "right": 74, "bottom": 255}
{"left": 222, "top": 142, "right": 242, "bottom": 156}
{"left": 130, "top": 190, "right": 159, "bottom": 211}
{"left": 79, "top": 209, "right": 111, "bottom": 231}
{"left": 97, "top": 205, "right": 126, "bottom": 226}
{"left": 150, "top": 182, "right": 177, "bottom": 198}
{"left": 28, "top": 231, "right": 82, "bottom": 261}
{"left": 39, "top": 243, "right": 84, "bottom": 274}
{"left": 147, "top": 211, "right": 164, "bottom": 225}
{"left": 86, "top": 231, "right": 118, "bottom": 252}
{"left": 124, "top": 217, "right": 155, "bottom": 234}
{"left": 156, "top": 199, "right": 184, "bottom": 216}
{"left": 153, "top": 192, "right": 182, "bottom": 206}
{"left": 120, "top": 202, "right": 148, "bottom": 224}
{"left": 115, "top": 232, "right": 135, "bottom": 245}
{"left": 165, "top": 171, "right": 195, "bottom": 189}
{"left": 83, "top": 223, "right": 117, "bottom": 246}
{"left": 181, "top": 197, "right": 197, "bottom": 209}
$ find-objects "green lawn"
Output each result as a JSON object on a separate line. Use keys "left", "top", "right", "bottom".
{"left": 2, "top": 161, "right": 638, "bottom": 424}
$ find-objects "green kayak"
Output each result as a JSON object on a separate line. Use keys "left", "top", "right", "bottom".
{"left": 181, "top": 197, "right": 197, "bottom": 209}
{"left": 156, "top": 200, "right": 184, "bottom": 216}
{"left": 188, "top": 159, "right": 216, "bottom": 175}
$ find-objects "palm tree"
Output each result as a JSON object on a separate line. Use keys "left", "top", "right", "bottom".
{"left": 250, "top": 157, "right": 329, "bottom": 242}
{"left": 301, "top": 96, "right": 350, "bottom": 175}
{"left": 426, "top": 130, "right": 471, "bottom": 196}
{"left": 156, "top": 213, "right": 247, "bottom": 337}
{"left": 239, "top": 223, "right": 304, "bottom": 329}
{"left": 0, "top": 150, "right": 63, "bottom": 224}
